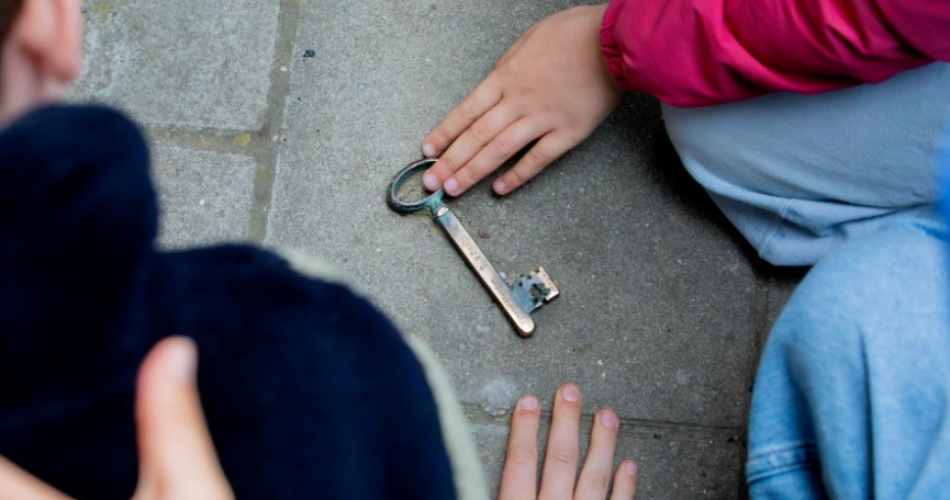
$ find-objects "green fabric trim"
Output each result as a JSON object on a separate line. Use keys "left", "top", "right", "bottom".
{"left": 274, "top": 248, "right": 357, "bottom": 290}
{"left": 406, "top": 336, "right": 490, "bottom": 500}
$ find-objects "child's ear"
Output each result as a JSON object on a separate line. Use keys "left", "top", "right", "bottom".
{"left": 13, "top": 0, "right": 82, "bottom": 84}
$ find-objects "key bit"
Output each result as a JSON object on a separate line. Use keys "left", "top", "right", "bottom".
{"left": 511, "top": 268, "right": 560, "bottom": 314}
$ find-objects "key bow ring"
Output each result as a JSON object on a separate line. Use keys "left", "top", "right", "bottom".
{"left": 388, "top": 159, "right": 560, "bottom": 337}
{"left": 387, "top": 158, "right": 449, "bottom": 216}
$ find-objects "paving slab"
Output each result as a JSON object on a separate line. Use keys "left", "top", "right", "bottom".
{"left": 268, "top": 0, "right": 756, "bottom": 428}
{"left": 73, "top": 0, "right": 280, "bottom": 130}
{"left": 152, "top": 146, "right": 258, "bottom": 248}
{"left": 470, "top": 420, "right": 744, "bottom": 499}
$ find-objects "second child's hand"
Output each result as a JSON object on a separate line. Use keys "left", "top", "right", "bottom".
{"left": 500, "top": 384, "right": 638, "bottom": 500}
{"left": 422, "top": 4, "right": 626, "bottom": 197}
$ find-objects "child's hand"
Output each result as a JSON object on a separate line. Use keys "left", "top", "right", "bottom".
{"left": 422, "top": 4, "right": 626, "bottom": 197}
{"left": 499, "top": 383, "right": 638, "bottom": 500}
{"left": 0, "top": 337, "right": 235, "bottom": 500}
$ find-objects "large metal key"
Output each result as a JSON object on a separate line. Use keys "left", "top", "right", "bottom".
{"left": 387, "top": 159, "right": 560, "bottom": 337}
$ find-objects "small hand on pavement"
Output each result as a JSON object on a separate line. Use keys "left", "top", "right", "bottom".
{"left": 500, "top": 383, "right": 638, "bottom": 500}
{"left": 422, "top": 4, "right": 626, "bottom": 197}
{"left": 0, "top": 337, "right": 235, "bottom": 500}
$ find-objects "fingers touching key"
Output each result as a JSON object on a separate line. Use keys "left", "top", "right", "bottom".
{"left": 498, "top": 384, "right": 639, "bottom": 500}
{"left": 422, "top": 5, "right": 627, "bottom": 197}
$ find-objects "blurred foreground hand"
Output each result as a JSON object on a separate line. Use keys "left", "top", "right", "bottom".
{"left": 0, "top": 337, "right": 234, "bottom": 500}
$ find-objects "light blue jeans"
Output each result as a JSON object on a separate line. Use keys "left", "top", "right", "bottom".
{"left": 661, "top": 63, "right": 950, "bottom": 499}
{"left": 746, "top": 213, "right": 950, "bottom": 499}
{"left": 663, "top": 63, "right": 950, "bottom": 267}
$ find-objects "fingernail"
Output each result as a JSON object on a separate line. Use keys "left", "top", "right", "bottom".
{"left": 444, "top": 178, "right": 458, "bottom": 195}
{"left": 601, "top": 410, "right": 619, "bottom": 429}
{"left": 562, "top": 385, "right": 580, "bottom": 403}
{"left": 493, "top": 180, "right": 507, "bottom": 194}
{"left": 423, "top": 173, "right": 439, "bottom": 191}
{"left": 166, "top": 338, "right": 197, "bottom": 382}
{"left": 522, "top": 396, "right": 539, "bottom": 411}
{"left": 422, "top": 143, "right": 436, "bottom": 158}
{"left": 625, "top": 461, "right": 638, "bottom": 476}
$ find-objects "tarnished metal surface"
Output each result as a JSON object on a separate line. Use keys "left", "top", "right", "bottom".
{"left": 511, "top": 267, "right": 560, "bottom": 315}
{"left": 387, "top": 159, "right": 446, "bottom": 217}
{"left": 387, "top": 159, "right": 560, "bottom": 337}
{"left": 435, "top": 209, "right": 536, "bottom": 336}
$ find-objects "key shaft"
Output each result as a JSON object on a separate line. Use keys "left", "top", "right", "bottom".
{"left": 434, "top": 207, "right": 536, "bottom": 337}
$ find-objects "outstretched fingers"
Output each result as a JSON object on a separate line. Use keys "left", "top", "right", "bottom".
{"left": 423, "top": 78, "right": 503, "bottom": 160}
{"left": 493, "top": 133, "right": 574, "bottom": 195}
{"left": 538, "top": 383, "right": 582, "bottom": 500}
{"left": 444, "top": 118, "right": 551, "bottom": 195}
{"left": 424, "top": 103, "right": 517, "bottom": 194}
{"left": 495, "top": 384, "right": 639, "bottom": 500}
{"left": 574, "top": 409, "right": 620, "bottom": 500}
{"left": 609, "top": 461, "right": 638, "bottom": 500}
{"left": 499, "top": 395, "right": 542, "bottom": 500}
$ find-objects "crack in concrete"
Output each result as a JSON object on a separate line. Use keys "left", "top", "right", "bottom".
{"left": 143, "top": 125, "right": 260, "bottom": 153}
{"left": 462, "top": 404, "right": 744, "bottom": 445}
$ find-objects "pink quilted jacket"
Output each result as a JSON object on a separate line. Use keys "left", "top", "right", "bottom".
{"left": 601, "top": 0, "right": 950, "bottom": 106}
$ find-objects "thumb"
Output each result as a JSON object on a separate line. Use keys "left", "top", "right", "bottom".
{"left": 132, "top": 337, "right": 233, "bottom": 500}
{"left": 0, "top": 455, "right": 73, "bottom": 500}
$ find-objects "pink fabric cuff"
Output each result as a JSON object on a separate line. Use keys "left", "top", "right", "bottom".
{"left": 600, "top": 0, "right": 632, "bottom": 90}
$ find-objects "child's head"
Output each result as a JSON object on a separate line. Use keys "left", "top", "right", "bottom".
{"left": 0, "top": 0, "right": 82, "bottom": 125}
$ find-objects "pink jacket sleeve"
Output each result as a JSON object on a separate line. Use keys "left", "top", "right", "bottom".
{"left": 601, "top": 0, "right": 950, "bottom": 107}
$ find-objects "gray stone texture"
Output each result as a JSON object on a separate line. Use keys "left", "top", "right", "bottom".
{"left": 152, "top": 147, "right": 258, "bottom": 248}
{"left": 74, "top": 0, "right": 280, "bottom": 129}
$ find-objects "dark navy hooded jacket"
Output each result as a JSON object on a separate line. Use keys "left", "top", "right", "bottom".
{"left": 0, "top": 105, "right": 456, "bottom": 500}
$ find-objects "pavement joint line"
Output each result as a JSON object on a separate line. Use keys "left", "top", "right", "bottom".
{"left": 143, "top": 124, "right": 261, "bottom": 155}
{"left": 462, "top": 404, "right": 744, "bottom": 444}
{"left": 141, "top": 0, "right": 300, "bottom": 244}
{"left": 248, "top": 0, "right": 302, "bottom": 243}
